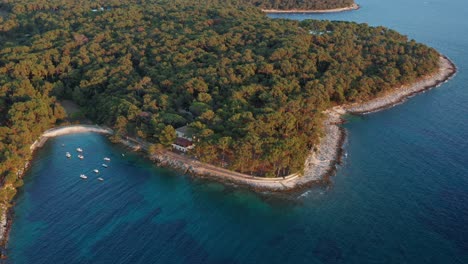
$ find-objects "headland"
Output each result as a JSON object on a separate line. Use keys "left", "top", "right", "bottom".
{"left": 0, "top": 55, "right": 456, "bottom": 252}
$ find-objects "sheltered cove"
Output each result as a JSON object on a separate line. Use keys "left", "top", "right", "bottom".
{"left": 0, "top": 55, "right": 457, "bottom": 250}
{"left": 0, "top": 125, "right": 113, "bottom": 253}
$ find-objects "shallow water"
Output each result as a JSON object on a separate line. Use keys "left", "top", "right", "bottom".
{"left": 7, "top": 0, "right": 468, "bottom": 263}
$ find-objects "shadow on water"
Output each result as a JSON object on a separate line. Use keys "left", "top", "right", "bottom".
{"left": 417, "top": 185, "right": 468, "bottom": 253}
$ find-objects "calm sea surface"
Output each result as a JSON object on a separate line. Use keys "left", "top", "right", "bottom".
{"left": 7, "top": 0, "right": 468, "bottom": 263}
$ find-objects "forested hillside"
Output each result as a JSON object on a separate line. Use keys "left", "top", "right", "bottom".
{"left": 238, "top": 0, "right": 355, "bottom": 10}
{"left": 0, "top": 0, "right": 439, "bottom": 207}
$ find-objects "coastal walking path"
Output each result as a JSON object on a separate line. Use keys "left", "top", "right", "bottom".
{"left": 120, "top": 137, "right": 302, "bottom": 190}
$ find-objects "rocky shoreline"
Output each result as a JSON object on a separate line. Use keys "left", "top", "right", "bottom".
{"left": 124, "top": 56, "right": 456, "bottom": 192}
{"left": 346, "top": 56, "right": 456, "bottom": 114}
{"left": 262, "top": 3, "right": 359, "bottom": 14}
{"left": 298, "top": 55, "right": 456, "bottom": 190}
{"left": 153, "top": 56, "right": 456, "bottom": 192}
{"left": 149, "top": 150, "right": 301, "bottom": 191}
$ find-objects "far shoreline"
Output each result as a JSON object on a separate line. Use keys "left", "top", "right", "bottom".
{"left": 262, "top": 3, "right": 359, "bottom": 14}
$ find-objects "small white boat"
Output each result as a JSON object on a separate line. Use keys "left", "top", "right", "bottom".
{"left": 66, "top": 152, "right": 71, "bottom": 158}
{"left": 98, "top": 177, "right": 104, "bottom": 181}
{"left": 102, "top": 164, "right": 108, "bottom": 168}
{"left": 104, "top": 157, "right": 111, "bottom": 161}
{"left": 122, "top": 154, "right": 125, "bottom": 157}
{"left": 80, "top": 174, "right": 88, "bottom": 179}
{"left": 93, "top": 169, "right": 99, "bottom": 173}
{"left": 76, "top": 148, "right": 83, "bottom": 152}
{"left": 78, "top": 154, "right": 84, "bottom": 159}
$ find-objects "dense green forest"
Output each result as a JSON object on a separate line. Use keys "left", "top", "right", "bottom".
{"left": 237, "top": 0, "right": 355, "bottom": 10}
{"left": 0, "top": 0, "right": 439, "bottom": 207}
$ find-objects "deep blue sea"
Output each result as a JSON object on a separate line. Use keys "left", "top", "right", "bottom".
{"left": 6, "top": 0, "right": 468, "bottom": 263}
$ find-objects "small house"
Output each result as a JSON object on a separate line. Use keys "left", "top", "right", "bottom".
{"left": 173, "top": 125, "right": 195, "bottom": 152}
{"left": 172, "top": 137, "right": 194, "bottom": 152}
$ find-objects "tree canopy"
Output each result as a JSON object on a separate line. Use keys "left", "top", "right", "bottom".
{"left": 0, "top": 0, "right": 439, "bottom": 203}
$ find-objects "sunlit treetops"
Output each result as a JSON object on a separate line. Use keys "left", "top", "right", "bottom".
{"left": 0, "top": 0, "right": 439, "bottom": 193}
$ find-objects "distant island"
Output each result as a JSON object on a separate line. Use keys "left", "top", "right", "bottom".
{"left": 238, "top": 0, "right": 356, "bottom": 12}
{"left": 0, "top": 0, "right": 456, "bottom": 247}
{"left": 262, "top": 3, "right": 359, "bottom": 14}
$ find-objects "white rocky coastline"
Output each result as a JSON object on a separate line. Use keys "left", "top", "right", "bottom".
{"left": 346, "top": 56, "right": 456, "bottom": 114}
{"left": 149, "top": 56, "right": 456, "bottom": 191}
{"left": 300, "top": 107, "right": 346, "bottom": 184}
{"left": 300, "top": 56, "right": 456, "bottom": 189}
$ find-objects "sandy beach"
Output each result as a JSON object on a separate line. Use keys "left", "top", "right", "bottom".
{"left": 262, "top": 3, "right": 359, "bottom": 14}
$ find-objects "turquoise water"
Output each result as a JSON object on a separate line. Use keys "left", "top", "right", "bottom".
{"left": 7, "top": 0, "right": 468, "bottom": 263}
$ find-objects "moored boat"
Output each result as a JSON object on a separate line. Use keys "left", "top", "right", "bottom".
{"left": 104, "top": 157, "right": 111, "bottom": 161}
{"left": 76, "top": 148, "right": 83, "bottom": 152}
{"left": 66, "top": 152, "right": 71, "bottom": 158}
{"left": 78, "top": 154, "right": 84, "bottom": 159}
{"left": 93, "top": 169, "right": 99, "bottom": 173}
{"left": 80, "top": 174, "right": 87, "bottom": 179}
{"left": 98, "top": 177, "right": 104, "bottom": 181}
{"left": 102, "top": 164, "right": 108, "bottom": 168}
